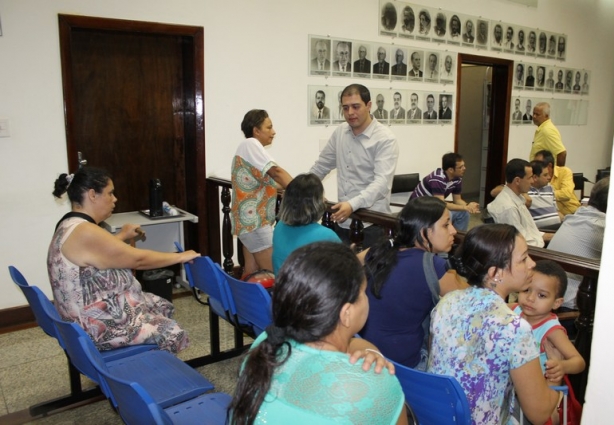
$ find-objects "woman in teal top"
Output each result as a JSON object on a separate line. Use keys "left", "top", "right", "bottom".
{"left": 272, "top": 173, "right": 340, "bottom": 274}
{"left": 230, "top": 242, "right": 407, "bottom": 425}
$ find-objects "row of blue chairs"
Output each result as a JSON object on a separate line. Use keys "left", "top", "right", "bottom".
{"left": 181, "top": 255, "right": 472, "bottom": 425}
{"left": 9, "top": 265, "right": 231, "bottom": 424}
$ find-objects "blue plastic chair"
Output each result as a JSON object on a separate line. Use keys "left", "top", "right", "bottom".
{"left": 224, "top": 273, "right": 272, "bottom": 336}
{"left": 47, "top": 303, "right": 215, "bottom": 409}
{"left": 79, "top": 336, "right": 231, "bottom": 425}
{"left": 392, "top": 360, "right": 471, "bottom": 425}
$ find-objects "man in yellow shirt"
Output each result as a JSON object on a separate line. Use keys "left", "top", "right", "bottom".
{"left": 530, "top": 102, "right": 567, "bottom": 166}
{"left": 534, "top": 150, "right": 580, "bottom": 216}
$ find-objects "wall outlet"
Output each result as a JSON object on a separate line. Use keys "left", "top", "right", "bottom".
{"left": 0, "top": 119, "right": 10, "bottom": 137}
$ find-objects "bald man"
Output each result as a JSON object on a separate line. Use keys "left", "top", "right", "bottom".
{"left": 530, "top": 102, "right": 567, "bottom": 166}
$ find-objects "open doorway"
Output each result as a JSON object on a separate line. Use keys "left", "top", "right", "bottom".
{"left": 456, "top": 54, "right": 513, "bottom": 208}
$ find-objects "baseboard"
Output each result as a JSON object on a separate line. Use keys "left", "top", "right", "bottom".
{"left": 0, "top": 305, "right": 36, "bottom": 334}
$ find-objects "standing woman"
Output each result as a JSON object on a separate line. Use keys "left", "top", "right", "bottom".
{"left": 231, "top": 109, "right": 292, "bottom": 276}
{"left": 428, "top": 224, "right": 561, "bottom": 424}
{"left": 48, "top": 167, "right": 199, "bottom": 353}
{"left": 359, "top": 196, "right": 466, "bottom": 369}
{"left": 230, "top": 242, "right": 407, "bottom": 425}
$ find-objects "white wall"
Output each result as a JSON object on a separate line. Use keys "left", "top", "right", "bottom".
{"left": 1, "top": 0, "right": 613, "bottom": 418}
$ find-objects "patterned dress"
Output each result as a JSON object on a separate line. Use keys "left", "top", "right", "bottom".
{"left": 428, "top": 286, "right": 538, "bottom": 425}
{"left": 230, "top": 137, "right": 278, "bottom": 236}
{"left": 47, "top": 216, "right": 189, "bottom": 353}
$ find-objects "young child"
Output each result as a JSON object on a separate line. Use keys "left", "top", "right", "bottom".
{"left": 512, "top": 260, "right": 585, "bottom": 424}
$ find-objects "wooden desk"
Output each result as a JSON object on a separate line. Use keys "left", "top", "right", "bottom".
{"left": 100, "top": 207, "right": 198, "bottom": 286}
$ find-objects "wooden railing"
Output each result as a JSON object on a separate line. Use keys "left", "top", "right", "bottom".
{"left": 204, "top": 177, "right": 599, "bottom": 402}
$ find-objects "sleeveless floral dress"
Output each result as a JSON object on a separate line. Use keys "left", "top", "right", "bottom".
{"left": 47, "top": 217, "right": 189, "bottom": 353}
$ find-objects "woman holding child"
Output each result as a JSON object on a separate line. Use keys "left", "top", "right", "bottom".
{"left": 428, "top": 224, "right": 562, "bottom": 425}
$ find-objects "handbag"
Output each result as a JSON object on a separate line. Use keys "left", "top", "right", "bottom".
{"left": 242, "top": 269, "right": 275, "bottom": 289}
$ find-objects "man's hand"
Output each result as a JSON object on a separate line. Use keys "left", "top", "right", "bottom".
{"left": 331, "top": 201, "right": 353, "bottom": 223}
{"left": 466, "top": 202, "right": 480, "bottom": 214}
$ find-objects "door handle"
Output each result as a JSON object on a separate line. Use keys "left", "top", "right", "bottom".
{"left": 78, "top": 151, "right": 88, "bottom": 168}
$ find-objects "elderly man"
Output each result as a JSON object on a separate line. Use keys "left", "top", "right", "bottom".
{"left": 515, "top": 64, "right": 524, "bottom": 87}
{"left": 523, "top": 99, "right": 532, "bottom": 122}
{"left": 548, "top": 177, "right": 609, "bottom": 309}
{"left": 425, "top": 53, "right": 439, "bottom": 80}
{"left": 512, "top": 98, "right": 522, "bottom": 122}
{"left": 389, "top": 92, "right": 406, "bottom": 120}
{"left": 411, "top": 152, "right": 479, "bottom": 231}
{"left": 332, "top": 41, "right": 351, "bottom": 72}
{"left": 529, "top": 102, "right": 567, "bottom": 165}
{"left": 534, "top": 150, "right": 579, "bottom": 216}
{"left": 441, "top": 55, "right": 454, "bottom": 80}
{"left": 462, "top": 19, "right": 475, "bottom": 43}
{"left": 310, "top": 39, "right": 330, "bottom": 71}
{"left": 373, "top": 46, "right": 390, "bottom": 75}
{"left": 423, "top": 94, "right": 437, "bottom": 121}
{"left": 439, "top": 95, "right": 452, "bottom": 120}
{"left": 310, "top": 84, "right": 399, "bottom": 248}
{"left": 391, "top": 49, "right": 408, "bottom": 76}
{"left": 487, "top": 158, "right": 551, "bottom": 247}
{"left": 408, "top": 51, "right": 423, "bottom": 78}
{"left": 525, "top": 66, "right": 535, "bottom": 87}
{"left": 373, "top": 94, "right": 388, "bottom": 120}
{"left": 353, "top": 45, "right": 371, "bottom": 74}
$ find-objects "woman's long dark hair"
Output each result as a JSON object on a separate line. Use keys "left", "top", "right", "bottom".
{"left": 450, "top": 223, "right": 519, "bottom": 286}
{"left": 229, "top": 242, "right": 365, "bottom": 425}
{"left": 52, "top": 167, "right": 111, "bottom": 206}
{"left": 365, "top": 196, "right": 447, "bottom": 298}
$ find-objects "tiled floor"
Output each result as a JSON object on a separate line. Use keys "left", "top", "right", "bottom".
{"left": 0, "top": 293, "right": 248, "bottom": 424}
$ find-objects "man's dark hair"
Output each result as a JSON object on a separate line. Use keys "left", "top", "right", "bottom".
{"left": 534, "top": 260, "right": 568, "bottom": 299}
{"left": 530, "top": 160, "right": 545, "bottom": 177}
{"left": 442, "top": 152, "right": 463, "bottom": 171}
{"left": 535, "top": 150, "right": 555, "bottom": 167}
{"left": 505, "top": 158, "right": 530, "bottom": 183}
{"left": 588, "top": 176, "right": 609, "bottom": 213}
{"left": 315, "top": 90, "right": 325, "bottom": 99}
{"left": 341, "top": 84, "right": 370, "bottom": 104}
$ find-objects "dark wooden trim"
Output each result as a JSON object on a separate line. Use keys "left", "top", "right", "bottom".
{"left": 0, "top": 305, "right": 36, "bottom": 334}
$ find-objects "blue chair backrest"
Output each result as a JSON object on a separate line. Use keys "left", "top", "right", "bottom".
{"left": 49, "top": 311, "right": 108, "bottom": 383}
{"left": 185, "top": 256, "right": 234, "bottom": 320}
{"left": 78, "top": 336, "right": 172, "bottom": 425}
{"left": 224, "top": 273, "right": 272, "bottom": 336}
{"left": 9, "top": 266, "right": 64, "bottom": 345}
{"left": 392, "top": 360, "right": 471, "bottom": 425}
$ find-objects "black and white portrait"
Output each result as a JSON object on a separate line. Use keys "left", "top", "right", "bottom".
{"left": 309, "top": 37, "right": 331, "bottom": 76}
{"left": 527, "top": 31, "right": 537, "bottom": 55}
{"left": 424, "top": 51, "right": 440, "bottom": 82}
{"left": 572, "top": 70, "right": 582, "bottom": 94}
{"left": 523, "top": 98, "right": 533, "bottom": 123}
{"left": 535, "top": 66, "right": 546, "bottom": 90}
{"left": 525, "top": 65, "right": 535, "bottom": 88}
{"left": 516, "top": 29, "right": 526, "bottom": 53}
{"left": 372, "top": 46, "right": 390, "bottom": 79}
{"left": 408, "top": 50, "right": 424, "bottom": 81}
{"left": 554, "top": 69, "right": 565, "bottom": 92}
{"left": 492, "top": 23, "right": 503, "bottom": 49}
{"left": 462, "top": 18, "right": 475, "bottom": 45}
{"left": 391, "top": 48, "right": 409, "bottom": 80}
{"left": 557, "top": 35, "right": 567, "bottom": 60}
{"left": 333, "top": 90, "right": 344, "bottom": 123}
{"left": 440, "top": 54, "right": 455, "bottom": 83}
{"left": 423, "top": 93, "right": 438, "bottom": 122}
{"left": 373, "top": 92, "right": 389, "bottom": 122}
{"left": 476, "top": 19, "right": 489, "bottom": 46}
{"left": 353, "top": 44, "right": 371, "bottom": 76}
{"left": 548, "top": 34, "right": 557, "bottom": 57}
{"left": 380, "top": 2, "right": 397, "bottom": 34}
{"left": 407, "top": 92, "right": 422, "bottom": 123}
{"left": 433, "top": 12, "right": 447, "bottom": 41}
{"left": 538, "top": 32, "right": 547, "bottom": 56}
{"left": 390, "top": 91, "right": 406, "bottom": 122}
{"left": 448, "top": 15, "right": 461, "bottom": 44}
{"left": 399, "top": 5, "right": 415, "bottom": 38}
{"left": 545, "top": 67, "right": 556, "bottom": 91}
{"left": 310, "top": 87, "right": 331, "bottom": 125}
{"left": 512, "top": 98, "right": 522, "bottom": 123}
{"left": 581, "top": 71, "right": 590, "bottom": 95}
{"left": 417, "top": 9, "right": 431, "bottom": 39}
{"left": 439, "top": 94, "right": 453, "bottom": 123}
{"left": 332, "top": 40, "right": 352, "bottom": 74}
{"left": 564, "top": 69, "right": 573, "bottom": 93}
{"left": 514, "top": 63, "right": 525, "bottom": 88}
{"left": 503, "top": 25, "right": 515, "bottom": 51}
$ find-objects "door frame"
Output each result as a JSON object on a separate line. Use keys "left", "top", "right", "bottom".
{"left": 456, "top": 54, "right": 513, "bottom": 205}
{"left": 58, "top": 14, "right": 210, "bottom": 253}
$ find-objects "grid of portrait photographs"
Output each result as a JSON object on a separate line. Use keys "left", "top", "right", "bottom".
{"left": 513, "top": 62, "right": 590, "bottom": 95}
{"left": 379, "top": 1, "right": 568, "bottom": 61}
{"left": 309, "top": 85, "right": 454, "bottom": 126}
{"left": 309, "top": 36, "right": 457, "bottom": 86}
{"left": 510, "top": 97, "right": 588, "bottom": 126}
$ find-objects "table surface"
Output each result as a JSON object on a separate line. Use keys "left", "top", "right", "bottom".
{"left": 100, "top": 207, "right": 198, "bottom": 232}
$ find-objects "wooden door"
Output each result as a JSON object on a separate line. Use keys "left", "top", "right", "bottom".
{"left": 58, "top": 15, "right": 208, "bottom": 252}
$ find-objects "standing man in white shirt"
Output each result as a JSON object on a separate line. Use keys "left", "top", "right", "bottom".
{"left": 310, "top": 84, "right": 399, "bottom": 248}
